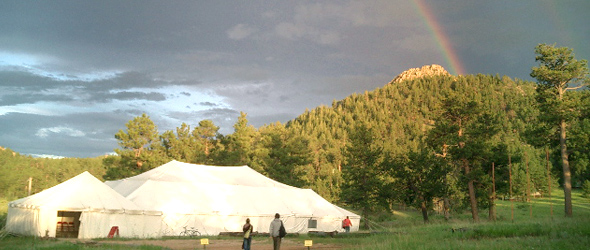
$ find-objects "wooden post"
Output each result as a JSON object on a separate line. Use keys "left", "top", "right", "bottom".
{"left": 27, "top": 177, "right": 32, "bottom": 196}
{"left": 492, "top": 163, "right": 496, "bottom": 200}
{"left": 509, "top": 155, "right": 513, "bottom": 223}
{"left": 526, "top": 151, "right": 532, "bottom": 218}
{"left": 546, "top": 148, "right": 553, "bottom": 218}
{"left": 490, "top": 162, "right": 496, "bottom": 221}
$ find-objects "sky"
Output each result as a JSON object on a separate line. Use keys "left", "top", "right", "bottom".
{"left": 1, "top": 0, "right": 588, "bottom": 158}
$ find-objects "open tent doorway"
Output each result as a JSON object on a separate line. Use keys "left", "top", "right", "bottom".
{"left": 56, "top": 211, "right": 81, "bottom": 238}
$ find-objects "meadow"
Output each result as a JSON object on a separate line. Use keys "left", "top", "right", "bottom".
{"left": 1, "top": 189, "right": 589, "bottom": 250}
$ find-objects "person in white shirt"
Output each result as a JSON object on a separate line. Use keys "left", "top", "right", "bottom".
{"left": 269, "top": 213, "right": 283, "bottom": 250}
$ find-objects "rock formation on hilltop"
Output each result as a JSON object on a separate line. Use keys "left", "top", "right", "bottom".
{"left": 391, "top": 64, "right": 451, "bottom": 84}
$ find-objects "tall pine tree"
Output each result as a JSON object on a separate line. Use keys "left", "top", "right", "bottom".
{"left": 530, "top": 43, "right": 589, "bottom": 217}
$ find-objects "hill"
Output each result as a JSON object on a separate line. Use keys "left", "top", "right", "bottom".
{"left": 0, "top": 147, "right": 106, "bottom": 200}
{"left": 284, "top": 65, "right": 540, "bottom": 203}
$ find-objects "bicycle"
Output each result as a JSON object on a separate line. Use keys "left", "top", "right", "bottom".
{"left": 179, "top": 226, "right": 201, "bottom": 237}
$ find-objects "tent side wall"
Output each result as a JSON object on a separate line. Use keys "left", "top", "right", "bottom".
{"left": 5, "top": 206, "right": 41, "bottom": 237}
{"left": 6, "top": 206, "right": 164, "bottom": 239}
{"left": 159, "top": 213, "right": 359, "bottom": 236}
{"left": 6, "top": 206, "right": 59, "bottom": 237}
{"left": 6, "top": 206, "right": 63, "bottom": 237}
{"left": 288, "top": 215, "right": 360, "bottom": 233}
{"left": 79, "top": 211, "right": 163, "bottom": 239}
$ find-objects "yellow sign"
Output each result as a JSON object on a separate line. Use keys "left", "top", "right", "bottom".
{"left": 200, "top": 238, "right": 209, "bottom": 245}
{"left": 304, "top": 240, "right": 313, "bottom": 247}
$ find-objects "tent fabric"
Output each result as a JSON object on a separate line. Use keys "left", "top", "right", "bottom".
{"left": 106, "top": 160, "right": 360, "bottom": 236}
{"left": 6, "top": 160, "right": 360, "bottom": 239}
{"left": 5, "top": 171, "right": 162, "bottom": 239}
{"left": 9, "top": 171, "right": 141, "bottom": 211}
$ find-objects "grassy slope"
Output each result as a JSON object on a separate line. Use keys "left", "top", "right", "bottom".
{"left": 1, "top": 189, "right": 589, "bottom": 249}
{"left": 336, "top": 189, "right": 590, "bottom": 250}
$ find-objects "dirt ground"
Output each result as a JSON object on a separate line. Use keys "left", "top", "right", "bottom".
{"left": 70, "top": 238, "right": 343, "bottom": 250}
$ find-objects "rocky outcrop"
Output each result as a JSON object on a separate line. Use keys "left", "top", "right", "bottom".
{"left": 391, "top": 64, "right": 451, "bottom": 84}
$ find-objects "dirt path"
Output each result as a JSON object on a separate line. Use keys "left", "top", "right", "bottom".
{"left": 71, "top": 238, "right": 343, "bottom": 250}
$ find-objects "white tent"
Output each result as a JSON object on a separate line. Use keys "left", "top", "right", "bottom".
{"left": 106, "top": 160, "right": 360, "bottom": 236}
{"left": 5, "top": 171, "right": 163, "bottom": 239}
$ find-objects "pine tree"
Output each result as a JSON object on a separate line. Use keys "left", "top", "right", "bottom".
{"left": 112, "top": 113, "right": 163, "bottom": 176}
{"left": 530, "top": 43, "right": 589, "bottom": 217}
{"left": 341, "top": 123, "right": 385, "bottom": 229}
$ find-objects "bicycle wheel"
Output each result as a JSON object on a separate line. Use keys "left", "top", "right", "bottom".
{"left": 179, "top": 231, "right": 188, "bottom": 237}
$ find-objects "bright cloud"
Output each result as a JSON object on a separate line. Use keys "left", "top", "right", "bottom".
{"left": 227, "top": 24, "right": 257, "bottom": 40}
{"left": 36, "top": 126, "right": 86, "bottom": 138}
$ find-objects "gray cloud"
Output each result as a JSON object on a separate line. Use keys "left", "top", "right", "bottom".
{"left": 0, "top": 93, "right": 74, "bottom": 106}
{"left": 166, "top": 108, "right": 240, "bottom": 135}
{"left": 199, "top": 102, "right": 217, "bottom": 107}
{"left": 0, "top": 69, "right": 66, "bottom": 89}
{"left": 92, "top": 91, "right": 167, "bottom": 102}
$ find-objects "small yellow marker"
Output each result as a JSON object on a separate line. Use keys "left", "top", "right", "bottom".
{"left": 305, "top": 239, "right": 313, "bottom": 249}
{"left": 200, "top": 238, "right": 209, "bottom": 249}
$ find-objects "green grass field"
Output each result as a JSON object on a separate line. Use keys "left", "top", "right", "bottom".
{"left": 1, "top": 189, "right": 589, "bottom": 250}
{"left": 332, "top": 189, "right": 590, "bottom": 250}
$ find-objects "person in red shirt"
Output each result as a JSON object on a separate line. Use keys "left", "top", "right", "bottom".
{"left": 342, "top": 216, "right": 352, "bottom": 233}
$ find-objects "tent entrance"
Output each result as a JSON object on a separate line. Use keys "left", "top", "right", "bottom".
{"left": 56, "top": 211, "right": 81, "bottom": 238}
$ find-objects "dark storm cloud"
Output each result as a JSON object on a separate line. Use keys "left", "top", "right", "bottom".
{"left": 0, "top": 70, "right": 65, "bottom": 89}
{"left": 0, "top": 93, "right": 74, "bottom": 106}
{"left": 90, "top": 91, "right": 167, "bottom": 102}
{"left": 0, "top": 1, "right": 251, "bottom": 72}
{"left": 0, "top": 68, "right": 180, "bottom": 106}
{"left": 82, "top": 72, "right": 169, "bottom": 91}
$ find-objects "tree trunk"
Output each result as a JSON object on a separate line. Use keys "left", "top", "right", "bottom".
{"left": 362, "top": 208, "right": 370, "bottom": 230}
{"left": 560, "top": 118, "right": 573, "bottom": 217}
{"left": 420, "top": 200, "right": 429, "bottom": 223}
{"left": 443, "top": 197, "right": 450, "bottom": 221}
{"left": 489, "top": 163, "right": 496, "bottom": 221}
{"left": 488, "top": 195, "right": 496, "bottom": 221}
{"left": 465, "top": 162, "right": 479, "bottom": 222}
{"left": 411, "top": 182, "right": 429, "bottom": 223}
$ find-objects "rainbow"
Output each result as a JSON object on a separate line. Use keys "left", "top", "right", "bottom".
{"left": 412, "top": 0, "right": 465, "bottom": 75}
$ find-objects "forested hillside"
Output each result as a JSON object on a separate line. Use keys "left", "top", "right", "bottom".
{"left": 2, "top": 57, "right": 589, "bottom": 223}
{"left": 287, "top": 70, "right": 539, "bottom": 201}
{"left": 0, "top": 147, "right": 105, "bottom": 200}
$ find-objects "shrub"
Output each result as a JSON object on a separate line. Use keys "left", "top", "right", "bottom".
{"left": 582, "top": 180, "right": 590, "bottom": 198}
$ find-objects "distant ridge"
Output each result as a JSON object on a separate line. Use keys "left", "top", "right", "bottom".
{"left": 391, "top": 64, "right": 451, "bottom": 84}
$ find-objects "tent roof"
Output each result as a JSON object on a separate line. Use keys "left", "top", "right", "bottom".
{"left": 10, "top": 171, "right": 143, "bottom": 212}
{"left": 106, "top": 160, "right": 359, "bottom": 218}
{"left": 106, "top": 160, "right": 293, "bottom": 193}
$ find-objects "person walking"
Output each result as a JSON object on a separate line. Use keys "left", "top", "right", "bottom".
{"left": 242, "top": 218, "right": 253, "bottom": 250}
{"left": 269, "top": 213, "right": 283, "bottom": 250}
{"left": 342, "top": 216, "right": 352, "bottom": 233}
